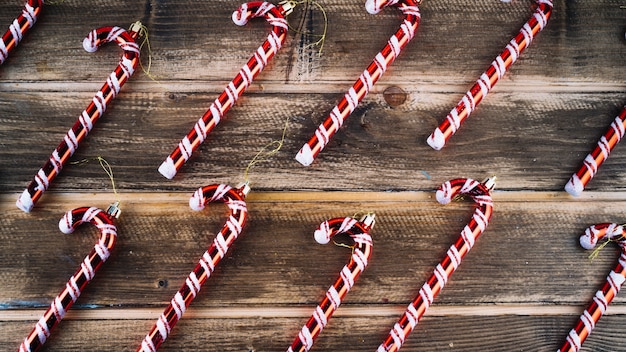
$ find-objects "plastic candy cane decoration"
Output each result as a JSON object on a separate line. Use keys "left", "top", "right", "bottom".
{"left": 287, "top": 214, "right": 375, "bottom": 352}
{"left": 565, "top": 105, "right": 626, "bottom": 196}
{"left": 158, "top": 1, "right": 293, "bottom": 179}
{"left": 377, "top": 177, "right": 495, "bottom": 352}
{"left": 137, "top": 183, "right": 249, "bottom": 351}
{"left": 16, "top": 23, "right": 141, "bottom": 212}
{"left": 427, "top": 0, "right": 552, "bottom": 150}
{"left": 0, "top": 0, "right": 43, "bottom": 65}
{"left": 295, "top": 0, "right": 420, "bottom": 166}
{"left": 557, "top": 223, "right": 626, "bottom": 352}
{"left": 18, "top": 204, "right": 120, "bottom": 352}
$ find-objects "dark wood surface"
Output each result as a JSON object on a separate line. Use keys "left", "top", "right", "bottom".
{"left": 1, "top": 0, "right": 625, "bottom": 351}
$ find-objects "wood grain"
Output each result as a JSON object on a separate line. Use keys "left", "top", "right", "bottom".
{"left": 1, "top": 0, "right": 625, "bottom": 351}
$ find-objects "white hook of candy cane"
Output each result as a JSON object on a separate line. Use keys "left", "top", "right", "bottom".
{"left": 556, "top": 223, "right": 626, "bottom": 352}
{"left": 287, "top": 214, "right": 375, "bottom": 352}
{"left": 426, "top": 0, "right": 553, "bottom": 150}
{"left": 17, "top": 205, "right": 119, "bottom": 352}
{"left": 0, "top": 0, "right": 43, "bottom": 65}
{"left": 16, "top": 23, "right": 142, "bottom": 213}
{"left": 136, "top": 182, "right": 249, "bottom": 352}
{"left": 376, "top": 177, "right": 494, "bottom": 352}
{"left": 294, "top": 0, "right": 420, "bottom": 166}
{"left": 157, "top": 1, "right": 293, "bottom": 180}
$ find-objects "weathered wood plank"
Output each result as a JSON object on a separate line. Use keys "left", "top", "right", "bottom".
{"left": 0, "top": 313, "right": 621, "bottom": 351}
{"left": 1, "top": 90, "right": 625, "bottom": 193}
{"left": 0, "top": 193, "right": 624, "bottom": 308}
{"left": 0, "top": 0, "right": 624, "bottom": 85}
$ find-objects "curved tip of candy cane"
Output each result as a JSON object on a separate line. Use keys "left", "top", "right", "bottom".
{"left": 16, "top": 190, "right": 34, "bottom": 213}
{"left": 435, "top": 188, "right": 451, "bottom": 205}
{"left": 295, "top": 144, "right": 314, "bottom": 166}
{"left": 189, "top": 188, "right": 205, "bottom": 211}
{"left": 427, "top": 129, "right": 446, "bottom": 151}
{"left": 579, "top": 232, "right": 596, "bottom": 251}
{"left": 158, "top": 158, "right": 177, "bottom": 180}
{"left": 82, "top": 36, "right": 98, "bottom": 53}
{"left": 565, "top": 175, "right": 584, "bottom": 197}
{"left": 365, "top": 0, "right": 380, "bottom": 14}
{"left": 314, "top": 228, "right": 331, "bottom": 245}
{"left": 231, "top": 7, "right": 249, "bottom": 27}
{"left": 58, "top": 211, "right": 75, "bottom": 234}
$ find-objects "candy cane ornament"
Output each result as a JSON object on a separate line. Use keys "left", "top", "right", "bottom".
{"left": 295, "top": 0, "right": 420, "bottom": 166}
{"left": 557, "top": 223, "right": 626, "bottom": 352}
{"left": 158, "top": 1, "right": 293, "bottom": 179}
{"left": 427, "top": 0, "right": 553, "bottom": 150}
{"left": 377, "top": 177, "right": 495, "bottom": 352}
{"left": 18, "top": 204, "right": 120, "bottom": 352}
{"left": 565, "top": 105, "right": 626, "bottom": 196}
{"left": 137, "top": 183, "right": 249, "bottom": 351}
{"left": 287, "top": 214, "right": 375, "bottom": 352}
{"left": 0, "top": 0, "right": 43, "bottom": 65}
{"left": 16, "top": 23, "right": 142, "bottom": 213}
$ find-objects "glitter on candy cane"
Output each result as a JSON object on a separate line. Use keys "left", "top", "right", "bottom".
{"left": 427, "top": 0, "right": 553, "bottom": 150}
{"left": 18, "top": 207, "right": 118, "bottom": 352}
{"left": 16, "top": 24, "right": 141, "bottom": 213}
{"left": 565, "top": 105, "right": 626, "bottom": 196}
{"left": 158, "top": 1, "right": 292, "bottom": 179}
{"left": 287, "top": 214, "right": 375, "bottom": 352}
{"left": 136, "top": 183, "right": 249, "bottom": 352}
{"left": 557, "top": 223, "right": 626, "bottom": 352}
{"left": 376, "top": 178, "right": 494, "bottom": 352}
{"left": 0, "top": 0, "right": 43, "bottom": 65}
{"left": 295, "top": 0, "right": 420, "bottom": 166}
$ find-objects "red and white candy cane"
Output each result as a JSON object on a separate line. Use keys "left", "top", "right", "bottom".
{"left": 0, "top": 0, "right": 43, "bottom": 65}
{"left": 158, "top": 1, "right": 293, "bottom": 179}
{"left": 294, "top": 0, "right": 420, "bottom": 166}
{"left": 16, "top": 23, "right": 141, "bottom": 213}
{"left": 427, "top": 0, "right": 553, "bottom": 150}
{"left": 137, "top": 183, "right": 249, "bottom": 351}
{"left": 287, "top": 214, "right": 375, "bottom": 352}
{"left": 18, "top": 204, "right": 119, "bottom": 352}
{"left": 557, "top": 223, "right": 626, "bottom": 352}
{"left": 377, "top": 177, "right": 495, "bottom": 352}
{"left": 565, "top": 105, "right": 626, "bottom": 196}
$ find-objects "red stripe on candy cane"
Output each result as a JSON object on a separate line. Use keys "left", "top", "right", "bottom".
{"left": 427, "top": 0, "right": 552, "bottom": 150}
{"left": 0, "top": 0, "right": 43, "bottom": 65}
{"left": 287, "top": 214, "right": 375, "bottom": 352}
{"left": 18, "top": 207, "right": 118, "bottom": 352}
{"left": 16, "top": 23, "right": 142, "bottom": 213}
{"left": 136, "top": 183, "right": 249, "bottom": 351}
{"left": 377, "top": 178, "right": 495, "bottom": 352}
{"left": 295, "top": 0, "right": 420, "bottom": 166}
{"left": 565, "top": 105, "right": 626, "bottom": 196}
{"left": 158, "top": 1, "right": 293, "bottom": 179}
{"left": 557, "top": 223, "right": 626, "bottom": 352}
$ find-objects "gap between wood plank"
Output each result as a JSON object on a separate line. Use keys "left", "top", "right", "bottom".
{"left": 2, "top": 305, "right": 626, "bottom": 322}
{"left": 1, "top": 81, "right": 625, "bottom": 94}
{"left": 2, "top": 191, "right": 626, "bottom": 211}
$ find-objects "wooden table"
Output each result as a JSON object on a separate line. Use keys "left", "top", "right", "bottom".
{"left": 1, "top": 0, "right": 625, "bottom": 350}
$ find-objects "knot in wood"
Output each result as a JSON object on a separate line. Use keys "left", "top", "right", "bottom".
{"left": 383, "top": 86, "right": 407, "bottom": 108}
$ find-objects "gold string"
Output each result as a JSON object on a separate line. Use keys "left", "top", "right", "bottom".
{"left": 70, "top": 156, "right": 120, "bottom": 206}
{"left": 243, "top": 119, "right": 289, "bottom": 183}
{"left": 588, "top": 233, "right": 625, "bottom": 261}
{"left": 333, "top": 240, "right": 355, "bottom": 252}
{"left": 132, "top": 22, "right": 160, "bottom": 82}
{"left": 287, "top": 0, "right": 329, "bottom": 56}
